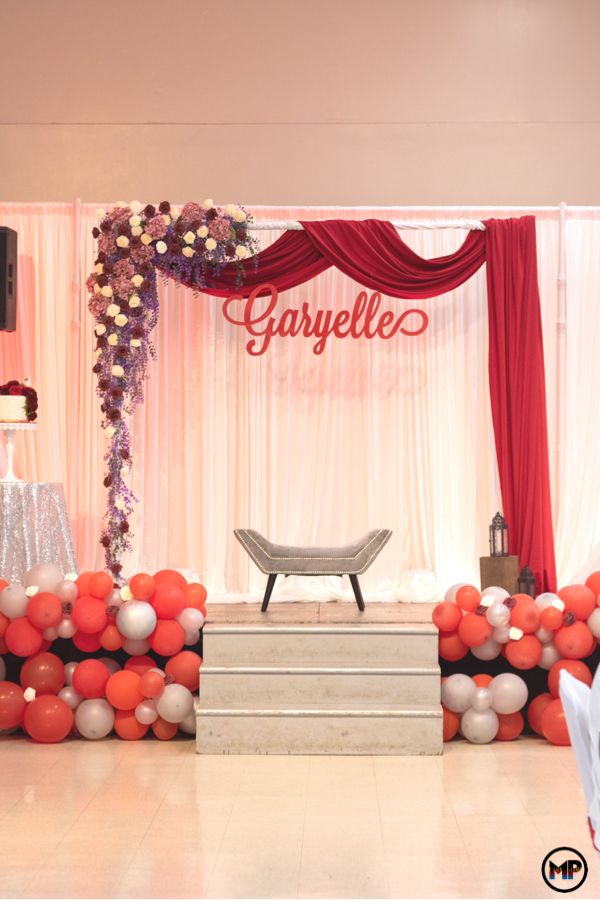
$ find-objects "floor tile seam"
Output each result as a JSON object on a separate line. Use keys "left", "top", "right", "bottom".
{"left": 201, "top": 758, "right": 252, "bottom": 898}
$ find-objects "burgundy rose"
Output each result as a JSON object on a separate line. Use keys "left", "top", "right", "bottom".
{"left": 104, "top": 263, "right": 114, "bottom": 275}
{"left": 96, "top": 251, "right": 107, "bottom": 263}
{"left": 92, "top": 363, "right": 102, "bottom": 374}
{"left": 131, "top": 325, "right": 145, "bottom": 338}
{"left": 158, "top": 201, "right": 171, "bottom": 214}
{"left": 174, "top": 220, "right": 186, "bottom": 236}
{"left": 103, "top": 476, "right": 112, "bottom": 488}
{"left": 107, "top": 408, "right": 121, "bottom": 421}
{"left": 207, "top": 208, "right": 218, "bottom": 220}
{"left": 130, "top": 235, "right": 141, "bottom": 248}
{"left": 237, "top": 227, "right": 247, "bottom": 242}
{"left": 144, "top": 204, "right": 156, "bottom": 218}
{"left": 119, "top": 248, "right": 130, "bottom": 259}
{"left": 98, "top": 378, "right": 109, "bottom": 391}
{"left": 97, "top": 273, "right": 109, "bottom": 287}
{"left": 117, "top": 224, "right": 130, "bottom": 237}
{"left": 101, "top": 535, "right": 111, "bottom": 548}
{"left": 120, "top": 448, "right": 130, "bottom": 459}
{"left": 225, "top": 242, "right": 236, "bottom": 257}
{"left": 8, "top": 385, "right": 23, "bottom": 395}
{"left": 96, "top": 336, "right": 107, "bottom": 348}
{"left": 110, "top": 563, "right": 122, "bottom": 575}
{"left": 92, "top": 227, "right": 100, "bottom": 239}
{"left": 119, "top": 521, "right": 129, "bottom": 533}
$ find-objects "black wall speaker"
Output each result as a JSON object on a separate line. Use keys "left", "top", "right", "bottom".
{"left": 0, "top": 226, "right": 17, "bottom": 331}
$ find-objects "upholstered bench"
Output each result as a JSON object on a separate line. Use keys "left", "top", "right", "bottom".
{"left": 234, "top": 528, "right": 392, "bottom": 611}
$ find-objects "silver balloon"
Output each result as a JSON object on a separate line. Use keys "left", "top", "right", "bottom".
{"left": 485, "top": 602, "right": 510, "bottom": 628}
{"left": 156, "top": 684, "right": 194, "bottom": 723}
{"left": 179, "top": 696, "right": 199, "bottom": 735}
{"left": 135, "top": 699, "right": 158, "bottom": 725}
{"left": 0, "top": 657, "right": 5, "bottom": 680}
{"left": 444, "top": 583, "right": 467, "bottom": 603}
{"left": 535, "top": 626, "right": 554, "bottom": 644}
{"left": 57, "top": 617, "right": 76, "bottom": 639}
{"left": 64, "top": 661, "right": 78, "bottom": 685}
{"left": 461, "top": 708, "right": 499, "bottom": 744}
{"left": 183, "top": 627, "right": 200, "bottom": 646}
{"left": 471, "top": 637, "right": 502, "bottom": 660}
{"left": 177, "top": 608, "right": 204, "bottom": 631}
{"left": 24, "top": 563, "right": 63, "bottom": 593}
{"left": 538, "top": 642, "right": 561, "bottom": 670}
{"left": 489, "top": 672, "right": 528, "bottom": 714}
{"left": 99, "top": 657, "right": 121, "bottom": 674}
{"left": 75, "top": 699, "right": 115, "bottom": 739}
{"left": 0, "top": 583, "right": 28, "bottom": 618}
{"left": 58, "top": 685, "right": 83, "bottom": 710}
{"left": 116, "top": 601, "right": 157, "bottom": 640}
{"left": 54, "top": 580, "right": 78, "bottom": 604}
{"left": 482, "top": 586, "right": 510, "bottom": 601}
{"left": 471, "top": 687, "right": 493, "bottom": 712}
{"left": 535, "top": 592, "right": 560, "bottom": 610}
{"left": 588, "top": 608, "right": 600, "bottom": 638}
{"left": 492, "top": 624, "right": 511, "bottom": 644}
{"left": 122, "top": 637, "right": 150, "bottom": 656}
{"left": 441, "top": 673, "right": 475, "bottom": 713}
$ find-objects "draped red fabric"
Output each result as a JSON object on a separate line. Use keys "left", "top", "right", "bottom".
{"left": 202, "top": 215, "right": 556, "bottom": 591}
{"left": 485, "top": 217, "right": 556, "bottom": 592}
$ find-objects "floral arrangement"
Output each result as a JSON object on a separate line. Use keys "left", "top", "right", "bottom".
{"left": 0, "top": 380, "right": 38, "bottom": 421}
{"left": 87, "top": 200, "right": 258, "bottom": 578}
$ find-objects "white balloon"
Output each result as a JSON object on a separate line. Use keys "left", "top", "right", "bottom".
{"left": 535, "top": 626, "right": 554, "bottom": 644}
{"left": 106, "top": 588, "right": 123, "bottom": 610}
{"left": 75, "top": 699, "right": 115, "bottom": 740}
{"left": 0, "top": 657, "right": 5, "bottom": 680}
{"left": 444, "top": 583, "right": 467, "bottom": 603}
{"left": 492, "top": 624, "right": 511, "bottom": 644}
{"left": 135, "top": 699, "right": 158, "bottom": 725}
{"left": 179, "top": 696, "right": 199, "bottom": 735}
{"left": 0, "top": 583, "right": 28, "bottom": 618}
{"left": 57, "top": 617, "right": 76, "bottom": 639}
{"left": 116, "top": 601, "right": 157, "bottom": 640}
{"left": 471, "top": 637, "right": 502, "bottom": 660}
{"left": 177, "top": 608, "right": 205, "bottom": 631}
{"left": 156, "top": 684, "right": 194, "bottom": 723}
{"left": 588, "top": 608, "right": 600, "bottom": 638}
{"left": 441, "top": 674, "right": 475, "bottom": 713}
{"left": 183, "top": 627, "right": 200, "bottom": 646}
{"left": 99, "top": 657, "right": 121, "bottom": 674}
{"left": 535, "top": 592, "right": 560, "bottom": 611}
{"left": 489, "top": 672, "right": 528, "bottom": 714}
{"left": 461, "top": 708, "right": 499, "bottom": 743}
{"left": 54, "top": 579, "right": 78, "bottom": 604}
{"left": 64, "top": 661, "right": 78, "bottom": 685}
{"left": 43, "top": 626, "right": 59, "bottom": 641}
{"left": 482, "top": 586, "right": 509, "bottom": 601}
{"left": 58, "top": 686, "right": 83, "bottom": 710}
{"left": 24, "top": 562, "right": 63, "bottom": 593}
{"left": 122, "top": 637, "right": 150, "bottom": 656}
{"left": 471, "top": 687, "right": 493, "bottom": 712}
{"left": 485, "top": 602, "right": 510, "bottom": 628}
{"left": 538, "top": 642, "right": 561, "bottom": 670}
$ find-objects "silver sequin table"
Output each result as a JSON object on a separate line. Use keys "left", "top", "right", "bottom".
{"left": 0, "top": 482, "right": 77, "bottom": 583}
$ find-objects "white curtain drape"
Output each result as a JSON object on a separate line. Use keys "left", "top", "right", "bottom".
{"left": 0, "top": 203, "right": 597, "bottom": 600}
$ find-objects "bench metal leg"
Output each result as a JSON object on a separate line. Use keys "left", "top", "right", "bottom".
{"left": 261, "top": 573, "right": 278, "bottom": 612}
{"left": 349, "top": 574, "right": 365, "bottom": 611}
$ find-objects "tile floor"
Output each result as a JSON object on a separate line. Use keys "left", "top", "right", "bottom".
{"left": 0, "top": 734, "right": 598, "bottom": 899}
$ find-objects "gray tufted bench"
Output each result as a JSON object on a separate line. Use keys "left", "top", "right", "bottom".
{"left": 234, "top": 528, "right": 392, "bottom": 612}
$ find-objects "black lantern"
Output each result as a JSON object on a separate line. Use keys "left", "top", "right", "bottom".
{"left": 489, "top": 512, "right": 508, "bottom": 557}
{"left": 518, "top": 565, "right": 536, "bottom": 597}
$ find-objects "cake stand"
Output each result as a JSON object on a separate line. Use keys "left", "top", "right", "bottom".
{"left": 0, "top": 422, "right": 38, "bottom": 482}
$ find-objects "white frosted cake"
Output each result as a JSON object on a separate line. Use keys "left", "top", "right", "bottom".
{"left": 0, "top": 381, "right": 38, "bottom": 422}
{"left": 0, "top": 395, "right": 28, "bottom": 422}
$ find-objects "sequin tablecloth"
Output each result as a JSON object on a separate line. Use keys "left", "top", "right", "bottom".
{"left": 0, "top": 482, "right": 77, "bottom": 583}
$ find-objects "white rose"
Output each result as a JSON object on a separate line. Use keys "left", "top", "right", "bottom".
{"left": 171, "top": 206, "right": 180, "bottom": 220}
{"left": 129, "top": 215, "right": 141, "bottom": 227}
{"left": 115, "top": 314, "right": 128, "bottom": 327}
{"left": 162, "top": 215, "right": 171, "bottom": 225}
{"left": 105, "top": 425, "right": 116, "bottom": 438}
{"left": 111, "top": 364, "right": 124, "bottom": 377}
{"left": 141, "top": 233, "right": 153, "bottom": 245}
{"left": 94, "top": 208, "right": 106, "bottom": 220}
{"left": 106, "top": 303, "right": 120, "bottom": 317}
{"left": 25, "top": 585, "right": 39, "bottom": 598}
{"left": 130, "top": 339, "right": 141, "bottom": 348}
{"left": 202, "top": 199, "right": 214, "bottom": 209}
{"left": 64, "top": 572, "right": 78, "bottom": 582}
{"left": 93, "top": 283, "right": 101, "bottom": 294}
{"left": 129, "top": 295, "right": 141, "bottom": 308}
{"left": 120, "top": 465, "right": 129, "bottom": 477}
{"left": 156, "top": 241, "right": 167, "bottom": 254}
{"left": 233, "top": 209, "right": 247, "bottom": 222}
{"left": 196, "top": 226, "right": 208, "bottom": 238}
{"left": 120, "top": 585, "right": 133, "bottom": 601}
{"left": 94, "top": 263, "right": 104, "bottom": 274}
{"left": 116, "top": 235, "right": 129, "bottom": 248}
{"left": 108, "top": 334, "right": 118, "bottom": 346}
{"left": 116, "top": 200, "right": 128, "bottom": 208}
{"left": 93, "top": 349, "right": 101, "bottom": 361}
{"left": 115, "top": 498, "right": 125, "bottom": 511}
{"left": 95, "top": 324, "right": 107, "bottom": 336}
{"left": 101, "top": 285, "right": 113, "bottom": 298}
{"left": 224, "top": 204, "right": 236, "bottom": 217}
{"left": 235, "top": 246, "right": 248, "bottom": 259}
{"left": 182, "top": 246, "right": 195, "bottom": 258}
{"left": 131, "top": 225, "right": 143, "bottom": 237}
{"left": 205, "top": 238, "right": 217, "bottom": 251}
{"left": 130, "top": 201, "right": 143, "bottom": 214}
{"left": 183, "top": 231, "right": 196, "bottom": 244}
{"left": 131, "top": 274, "right": 144, "bottom": 287}
{"left": 24, "top": 687, "right": 36, "bottom": 702}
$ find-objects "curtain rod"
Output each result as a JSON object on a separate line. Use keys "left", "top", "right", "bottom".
{"left": 247, "top": 219, "right": 486, "bottom": 231}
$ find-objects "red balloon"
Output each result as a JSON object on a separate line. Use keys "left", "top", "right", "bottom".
{"left": 72, "top": 631, "right": 102, "bottom": 652}
{"left": 505, "top": 634, "right": 542, "bottom": 669}
{"left": 547, "top": 659, "right": 593, "bottom": 698}
{"left": 496, "top": 712, "right": 524, "bottom": 741}
{"left": 27, "top": 592, "right": 63, "bottom": 630}
{"left": 0, "top": 681, "right": 26, "bottom": 728}
{"left": 75, "top": 572, "right": 94, "bottom": 596}
{"left": 541, "top": 698, "right": 570, "bottom": 745}
{"left": 438, "top": 632, "right": 468, "bottom": 661}
{"left": 114, "top": 708, "right": 149, "bottom": 741}
{"left": 106, "top": 670, "right": 143, "bottom": 711}
{"left": 455, "top": 585, "right": 481, "bottom": 613}
{"left": 0, "top": 611, "right": 8, "bottom": 637}
{"left": 152, "top": 584, "right": 185, "bottom": 620}
{"left": 72, "top": 596, "right": 107, "bottom": 634}
{"left": 124, "top": 655, "right": 155, "bottom": 676}
{"left": 153, "top": 569, "right": 187, "bottom": 591}
{"left": 5, "top": 617, "right": 43, "bottom": 657}
{"left": 165, "top": 651, "right": 202, "bottom": 691}
{"left": 458, "top": 612, "right": 492, "bottom": 648}
{"left": 24, "top": 695, "right": 73, "bottom": 743}
{"left": 540, "top": 606, "right": 563, "bottom": 631}
{"left": 0, "top": 579, "right": 8, "bottom": 592}
{"left": 585, "top": 571, "right": 600, "bottom": 599}
{"left": 72, "top": 659, "right": 110, "bottom": 699}
{"left": 510, "top": 599, "right": 540, "bottom": 634}
{"left": 185, "top": 583, "right": 207, "bottom": 614}
{"left": 432, "top": 602, "right": 462, "bottom": 633}
{"left": 554, "top": 621, "right": 595, "bottom": 659}
{"left": 129, "top": 573, "right": 156, "bottom": 601}
{"left": 140, "top": 670, "right": 165, "bottom": 699}
{"left": 152, "top": 717, "right": 178, "bottom": 741}
{"left": 150, "top": 620, "right": 185, "bottom": 657}
{"left": 558, "top": 585, "right": 596, "bottom": 622}
{"left": 88, "top": 572, "right": 114, "bottom": 600}
{"left": 528, "top": 692, "right": 553, "bottom": 735}
{"left": 99, "top": 624, "right": 122, "bottom": 652}
{"left": 442, "top": 706, "right": 460, "bottom": 741}
{"left": 473, "top": 673, "right": 494, "bottom": 688}
{"left": 20, "top": 652, "right": 65, "bottom": 695}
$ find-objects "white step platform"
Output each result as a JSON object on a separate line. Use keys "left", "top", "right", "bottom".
{"left": 196, "top": 601, "right": 442, "bottom": 755}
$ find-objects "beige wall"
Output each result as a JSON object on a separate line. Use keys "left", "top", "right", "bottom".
{"left": 1, "top": 0, "right": 600, "bottom": 205}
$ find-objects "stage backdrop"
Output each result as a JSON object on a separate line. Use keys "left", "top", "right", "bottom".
{"left": 0, "top": 204, "right": 599, "bottom": 600}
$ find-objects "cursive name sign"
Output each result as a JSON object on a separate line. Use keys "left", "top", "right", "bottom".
{"left": 222, "top": 283, "right": 429, "bottom": 356}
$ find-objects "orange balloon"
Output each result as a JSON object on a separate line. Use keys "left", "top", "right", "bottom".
{"left": 105, "top": 670, "right": 143, "bottom": 711}
{"left": 150, "top": 620, "right": 185, "bottom": 657}
{"left": 457, "top": 612, "right": 492, "bottom": 648}
{"left": 0, "top": 579, "right": 8, "bottom": 592}
{"left": 558, "top": 585, "right": 596, "bottom": 622}
{"left": 124, "top": 655, "right": 155, "bottom": 676}
{"left": 152, "top": 584, "right": 185, "bottom": 620}
{"left": 432, "top": 602, "right": 462, "bottom": 633}
{"left": 75, "top": 571, "right": 94, "bottom": 596}
{"left": 496, "top": 711, "right": 524, "bottom": 741}
{"left": 5, "top": 617, "right": 43, "bottom": 657}
{"left": 0, "top": 611, "right": 8, "bottom": 637}
{"left": 505, "top": 634, "right": 542, "bottom": 669}
{"left": 585, "top": 571, "right": 600, "bottom": 599}
{"left": 114, "top": 708, "right": 149, "bottom": 740}
{"left": 0, "top": 680, "right": 26, "bottom": 728}
{"left": 140, "top": 670, "right": 165, "bottom": 699}
{"left": 184, "top": 583, "right": 207, "bottom": 613}
{"left": 100, "top": 623, "right": 123, "bottom": 652}
{"left": 540, "top": 606, "right": 563, "bottom": 631}
{"left": 152, "top": 717, "right": 178, "bottom": 741}
{"left": 527, "top": 692, "right": 553, "bottom": 735}
{"left": 541, "top": 698, "right": 570, "bottom": 745}
{"left": 20, "top": 652, "right": 65, "bottom": 695}
{"left": 129, "top": 573, "right": 156, "bottom": 601}
{"left": 472, "top": 673, "right": 494, "bottom": 688}
{"left": 547, "top": 659, "right": 592, "bottom": 698}
{"left": 27, "top": 592, "right": 63, "bottom": 630}
{"left": 554, "top": 621, "right": 594, "bottom": 659}
{"left": 442, "top": 706, "right": 460, "bottom": 741}
{"left": 438, "top": 632, "right": 468, "bottom": 661}
{"left": 72, "top": 631, "right": 102, "bottom": 652}
{"left": 0, "top": 636, "right": 8, "bottom": 654}
{"left": 72, "top": 659, "right": 110, "bottom": 699}
{"left": 72, "top": 596, "right": 107, "bottom": 634}
{"left": 511, "top": 593, "right": 536, "bottom": 604}
{"left": 455, "top": 585, "right": 482, "bottom": 613}
{"left": 89, "top": 571, "right": 114, "bottom": 600}
{"left": 165, "top": 651, "right": 202, "bottom": 692}
{"left": 153, "top": 569, "right": 187, "bottom": 591}
{"left": 510, "top": 599, "right": 540, "bottom": 634}
{"left": 24, "top": 695, "right": 73, "bottom": 743}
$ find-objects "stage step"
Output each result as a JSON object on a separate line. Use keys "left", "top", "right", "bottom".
{"left": 196, "top": 615, "right": 442, "bottom": 755}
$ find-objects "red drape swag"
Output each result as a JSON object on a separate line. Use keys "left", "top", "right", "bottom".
{"left": 203, "top": 217, "right": 556, "bottom": 592}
